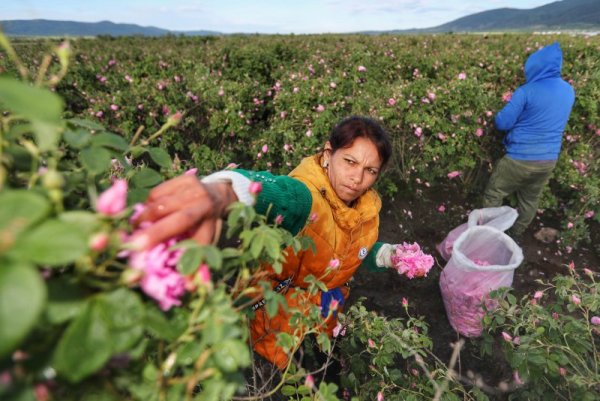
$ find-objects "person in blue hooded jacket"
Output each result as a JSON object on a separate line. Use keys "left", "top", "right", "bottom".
{"left": 483, "top": 42, "right": 575, "bottom": 239}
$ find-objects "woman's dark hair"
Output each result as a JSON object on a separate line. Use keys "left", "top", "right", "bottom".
{"left": 328, "top": 116, "right": 392, "bottom": 169}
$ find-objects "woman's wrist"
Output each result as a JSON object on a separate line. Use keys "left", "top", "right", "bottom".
{"left": 203, "top": 182, "right": 238, "bottom": 218}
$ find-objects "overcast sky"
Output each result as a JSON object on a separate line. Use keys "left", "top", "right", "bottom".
{"left": 4, "top": 0, "right": 556, "bottom": 34}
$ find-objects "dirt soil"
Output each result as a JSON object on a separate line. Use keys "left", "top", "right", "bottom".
{"left": 347, "top": 185, "right": 599, "bottom": 400}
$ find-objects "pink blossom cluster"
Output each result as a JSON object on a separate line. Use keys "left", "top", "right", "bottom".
{"left": 95, "top": 180, "right": 211, "bottom": 311}
{"left": 501, "top": 91, "right": 513, "bottom": 102}
{"left": 125, "top": 203, "right": 212, "bottom": 311}
{"left": 572, "top": 160, "right": 588, "bottom": 175}
{"left": 128, "top": 230, "right": 187, "bottom": 311}
{"left": 390, "top": 242, "right": 434, "bottom": 279}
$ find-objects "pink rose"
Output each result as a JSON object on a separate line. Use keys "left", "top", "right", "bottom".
{"left": 591, "top": 316, "right": 600, "bottom": 325}
{"left": 89, "top": 232, "right": 110, "bottom": 252}
{"left": 34, "top": 383, "right": 50, "bottom": 401}
{"left": 357, "top": 65, "right": 367, "bottom": 72}
{"left": 502, "top": 91, "right": 513, "bottom": 102}
{"left": 533, "top": 291, "right": 543, "bottom": 299}
{"left": 388, "top": 98, "right": 396, "bottom": 106}
{"left": 96, "top": 179, "right": 128, "bottom": 216}
{"left": 501, "top": 331, "right": 513, "bottom": 342}
{"left": 249, "top": 181, "right": 262, "bottom": 195}
{"left": 197, "top": 264, "right": 211, "bottom": 286}
{"left": 333, "top": 322, "right": 346, "bottom": 337}
{"left": 447, "top": 171, "right": 461, "bottom": 179}
{"left": 513, "top": 371, "right": 524, "bottom": 385}
{"left": 391, "top": 242, "right": 434, "bottom": 279}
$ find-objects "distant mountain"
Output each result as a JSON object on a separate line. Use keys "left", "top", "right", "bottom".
{"left": 1, "top": 0, "right": 599, "bottom": 37}
{"left": 422, "top": 0, "right": 600, "bottom": 33}
{"left": 0, "top": 19, "right": 221, "bottom": 37}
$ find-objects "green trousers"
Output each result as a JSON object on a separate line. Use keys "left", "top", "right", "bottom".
{"left": 483, "top": 156, "right": 556, "bottom": 235}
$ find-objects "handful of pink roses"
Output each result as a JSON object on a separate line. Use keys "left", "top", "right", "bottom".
{"left": 390, "top": 242, "right": 434, "bottom": 279}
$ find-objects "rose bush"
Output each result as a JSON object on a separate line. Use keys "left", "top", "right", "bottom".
{"left": 0, "top": 32, "right": 599, "bottom": 401}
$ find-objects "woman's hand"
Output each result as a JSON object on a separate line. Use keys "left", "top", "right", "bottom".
{"left": 130, "top": 175, "right": 237, "bottom": 250}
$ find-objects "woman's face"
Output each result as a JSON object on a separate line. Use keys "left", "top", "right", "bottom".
{"left": 323, "top": 137, "right": 382, "bottom": 204}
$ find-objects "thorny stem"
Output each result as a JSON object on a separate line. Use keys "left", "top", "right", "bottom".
{"left": 432, "top": 339, "right": 464, "bottom": 401}
{"left": 129, "top": 125, "right": 145, "bottom": 146}
{"left": 0, "top": 32, "right": 29, "bottom": 79}
{"left": 35, "top": 54, "right": 53, "bottom": 87}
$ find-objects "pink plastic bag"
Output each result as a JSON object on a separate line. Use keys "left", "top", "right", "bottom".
{"left": 439, "top": 225, "right": 523, "bottom": 337}
{"left": 436, "top": 206, "right": 518, "bottom": 261}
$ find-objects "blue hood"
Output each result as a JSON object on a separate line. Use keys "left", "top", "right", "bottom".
{"left": 525, "top": 42, "right": 563, "bottom": 83}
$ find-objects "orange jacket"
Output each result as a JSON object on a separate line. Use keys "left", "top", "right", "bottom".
{"left": 249, "top": 154, "right": 381, "bottom": 369}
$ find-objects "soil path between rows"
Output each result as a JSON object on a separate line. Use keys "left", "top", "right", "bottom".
{"left": 347, "top": 186, "right": 599, "bottom": 399}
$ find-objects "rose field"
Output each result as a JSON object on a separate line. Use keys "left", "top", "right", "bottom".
{"left": 0, "top": 33, "right": 599, "bottom": 401}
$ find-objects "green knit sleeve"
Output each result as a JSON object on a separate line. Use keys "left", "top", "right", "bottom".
{"left": 361, "top": 241, "right": 388, "bottom": 273}
{"left": 234, "top": 169, "right": 313, "bottom": 236}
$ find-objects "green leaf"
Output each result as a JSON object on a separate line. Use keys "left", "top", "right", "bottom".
{"left": 177, "top": 247, "right": 203, "bottom": 275}
{"left": 131, "top": 168, "right": 163, "bottom": 188}
{"left": 212, "top": 340, "right": 250, "bottom": 372}
{"left": 144, "top": 306, "right": 184, "bottom": 342}
{"left": 276, "top": 332, "right": 295, "bottom": 353}
{"left": 249, "top": 233, "right": 265, "bottom": 259}
{"left": 148, "top": 147, "right": 172, "bottom": 169}
{"left": 58, "top": 211, "right": 102, "bottom": 237}
{"left": 63, "top": 128, "right": 92, "bottom": 149}
{"left": 68, "top": 118, "right": 106, "bottom": 131}
{"left": 92, "top": 132, "right": 129, "bottom": 152}
{"left": 110, "top": 325, "right": 144, "bottom": 354}
{"left": 177, "top": 342, "right": 203, "bottom": 366}
{"left": 97, "top": 288, "right": 144, "bottom": 329}
{"left": 129, "top": 146, "right": 147, "bottom": 158}
{"left": 507, "top": 293, "right": 516, "bottom": 305}
{"left": 80, "top": 146, "right": 112, "bottom": 175}
{"left": 9, "top": 219, "right": 88, "bottom": 266}
{"left": 0, "top": 260, "right": 46, "bottom": 358}
{"left": 97, "top": 288, "right": 145, "bottom": 354}
{"left": 202, "top": 245, "right": 223, "bottom": 270}
{"left": 281, "top": 385, "right": 297, "bottom": 396}
{"left": 46, "top": 277, "right": 87, "bottom": 324}
{"left": 53, "top": 301, "right": 112, "bottom": 382}
{"left": 127, "top": 188, "right": 150, "bottom": 205}
{"left": 0, "top": 190, "right": 50, "bottom": 243}
{"left": 0, "top": 77, "right": 63, "bottom": 124}
{"left": 4, "top": 143, "right": 33, "bottom": 171}
{"left": 31, "top": 119, "right": 64, "bottom": 151}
